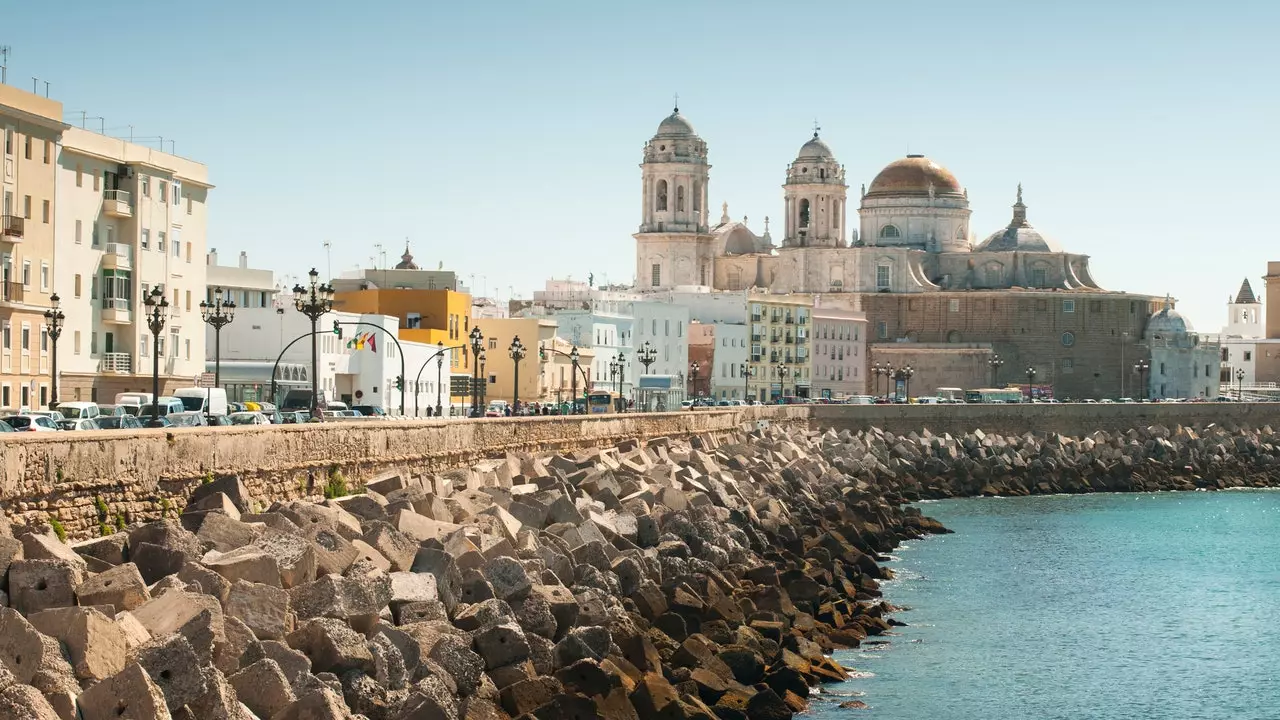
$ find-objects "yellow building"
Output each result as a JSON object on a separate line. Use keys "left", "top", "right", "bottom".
{"left": 1, "top": 85, "right": 66, "bottom": 411}
{"left": 471, "top": 317, "right": 558, "bottom": 409}
{"left": 748, "top": 293, "right": 813, "bottom": 401}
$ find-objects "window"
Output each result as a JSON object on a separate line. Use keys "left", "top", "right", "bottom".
{"left": 41, "top": 325, "right": 48, "bottom": 352}
{"left": 676, "top": 185, "right": 685, "bottom": 212}
{"left": 949, "top": 299, "right": 960, "bottom": 312}
{"left": 40, "top": 263, "right": 49, "bottom": 291}
{"left": 91, "top": 275, "right": 98, "bottom": 300}
{"left": 1, "top": 322, "right": 7, "bottom": 350}
{"left": 23, "top": 195, "right": 31, "bottom": 219}
{"left": 1244, "top": 351, "right": 1253, "bottom": 361}
{"left": 90, "top": 332, "right": 97, "bottom": 355}
{"left": 173, "top": 238, "right": 181, "bottom": 257}
{"left": 43, "top": 140, "right": 51, "bottom": 164}
{"left": 21, "top": 324, "right": 30, "bottom": 351}
{"left": 185, "top": 339, "right": 190, "bottom": 360}
{"left": 141, "top": 336, "right": 149, "bottom": 358}
{"left": 799, "top": 199, "right": 811, "bottom": 228}
{"left": 22, "top": 260, "right": 30, "bottom": 286}
{"left": 141, "top": 176, "right": 150, "bottom": 197}
{"left": 41, "top": 199, "right": 49, "bottom": 224}
{"left": 74, "top": 275, "right": 82, "bottom": 298}
{"left": 92, "top": 222, "right": 100, "bottom": 247}
{"left": 172, "top": 183, "right": 180, "bottom": 205}
{"left": 141, "top": 228, "right": 150, "bottom": 249}
{"left": 651, "top": 264, "right": 661, "bottom": 288}
{"left": 1062, "top": 358, "right": 1074, "bottom": 373}
{"left": 75, "top": 219, "right": 82, "bottom": 244}
{"left": 2, "top": 128, "right": 10, "bottom": 154}
{"left": 23, "top": 135, "right": 31, "bottom": 160}
{"left": 1159, "top": 362, "right": 1165, "bottom": 375}
{"left": 185, "top": 290, "right": 191, "bottom": 312}
{"left": 656, "top": 180, "right": 668, "bottom": 211}
{"left": 879, "top": 225, "right": 900, "bottom": 239}
{"left": 1031, "top": 268, "right": 1047, "bottom": 287}
{"left": 76, "top": 165, "right": 83, "bottom": 187}
{"left": 73, "top": 331, "right": 81, "bottom": 355}
{"left": 1062, "top": 331, "right": 1075, "bottom": 347}
{"left": 158, "top": 181, "right": 168, "bottom": 203}
{"left": 158, "top": 231, "right": 166, "bottom": 252}
{"left": 101, "top": 269, "right": 132, "bottom": 309}
{"left": 876, "top": 265, "right": 891, "bottom": 290}
{"left": 1063, "top": 299, "right": 1075, "bottom": 313}
{"left": 878, "top": 321, "right": 888, "bottom": 339}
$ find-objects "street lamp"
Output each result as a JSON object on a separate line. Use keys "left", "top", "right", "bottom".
{"left": 988, "top": 354, "right": 1004, "bottom": 388}
{"left": 436, "top": 341, "right": 445, "bottom": 417}
{"left": 569, "top": 346, "right": 581, "bottom": 414}
{"left": 1025, "top": 366, "right": 1037, "bottom": 402}
{"left": 509, "top": 335, "right": 526, "bottom": 415}
{"left": 479, "top": 350, "right": 488, "bottom": 413}
{"left": 637, "top": 341, "right": 657, "bottom": 375}
{"left": 292, "top": 269, "right": 334, "bottom": 419}
{"left": 776, "top": 363, "right": 790, "bottom": 403}
{"left": 143, "top": 287, "right": 170, "bottom": 427}
{"left": 1235, "top": 366, "right": 1245, "bottom": 401}
{"left": 200, "top": 287, "right": 236, "bottom": 389}
{"left": 739, "top": 362, "right": 751, "bottom": 402}
{"left": 1134, "top": 359, "right": 1150, "bottom": 401}
{"left": 894, "top": 365, "right": 915, "bottom": 402}
{"left": 43, "top": 293, "right": 64, "bottom": 408}
{"left": 468, "top": 326, "right": 484, "bottom": 417}
{"left": 609, "top": 353, "right": 626, "bottom": 412}
{"left": 690, "top": 361, "right": 701, "bottom": 399}
{"left": 872, "top": 362, "right": 893, "bottom": 401}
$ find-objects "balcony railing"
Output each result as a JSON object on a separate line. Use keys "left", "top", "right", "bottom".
{"left": 104, "top": 189, "right": 130, "bottom": 204}
{"left": 103, "top": 297, "right": 131, "bottom": 310}
{"left": 102, "top": 242, "right": 133, "bottom": 270}
{"left": 0, "top": 281, "right": 21, "bottom": 303}
{"left": 0, "top": 214, "right": 23, "bottom": 239}
{"left": 102, "top": 190, "right": 133, "bottom": 218}
{"left": 101, "top": 352, "right": 132, "bottom": 373}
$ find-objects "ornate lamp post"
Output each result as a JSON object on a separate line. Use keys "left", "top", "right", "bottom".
{"left": 872, "top": 362, "right": 894, "bottom": 401}
{"left": 467, "top": 326, "right": 484, "bottom": 417}
{"left": 776, "top": 362, "right": 790, "bottom": 402}
{"left": 479, "top": 350, "right": 488, "bottom": 412}
{"left": 436, "top": 341, "right": 446, "bottom": 416}
{"left": 1134, "top": 359, "right": 1150, "bottom": 401}
{"left": 143, "top": 287, "right": 170, "bottom": 427}
{"left": 292, "top": 269, "right": 334, "bottom": 419}
{"left": 200, "top": 287, "right": 236, "bottom": 388}
{"left": 608, "top": 353, "right": 626, "bottom": 412}
{"left": 1025, "top": 366, "right": 1037, "bottom": 402}
{"left": 894, "top": 365, "right": 915, "bottom": 402}
{"left": 988, "top": 354, "right": 1004, "bottom": 388}
{"left": 509, "top": 335, "right": 526, "bottom": 415}
{"left": 689, "top": 361, "right": 701, "bottom": 399}
{"left": 43, "top": 293, "right": 64, "bottom": 408}
{"left": 569, "top": 346, "right": 581, "bottom": 414}
{"left": 637, "top": 341, "right": 656, "bottom": 375}
{"left": 739, "top": 362, "right": 751, "bottom": 402}
{"left": 1235, "top": 366, "right": 1245, "bottom": 401}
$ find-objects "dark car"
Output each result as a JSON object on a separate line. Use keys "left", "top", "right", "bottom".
{"left": 352, "top": 405, "right": 388, "bottom": 418}
{"left": 97, "top": 415, "right": 144, "bottom": 430}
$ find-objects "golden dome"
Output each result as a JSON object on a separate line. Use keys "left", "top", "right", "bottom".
{"left": 865, "top": 155, "right": 963, "bottom": 199}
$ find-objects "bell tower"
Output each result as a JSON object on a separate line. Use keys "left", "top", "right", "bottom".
{"left": 782, "top": 127, "right": 847, "bottom": 248}
{"left": 635, "top": 106, "right": 715, "bottom": 289}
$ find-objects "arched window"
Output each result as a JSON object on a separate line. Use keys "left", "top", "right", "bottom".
{"left": 956, "top": 226, "right": 966, "bottom": 240}
{"left": 676, "top": 185, "right": 685, "bottom": 212}
{"left": 656, "top": 180, "right": 668, "bottom": 211}
{"left": 880, "top": 225, "right": 901, "bottom": 239}
{"left": 799, "top": 199, "right": 811, "bottom": 228}
{"left": 819, "top": 168, "right": 826, "bottom": 180}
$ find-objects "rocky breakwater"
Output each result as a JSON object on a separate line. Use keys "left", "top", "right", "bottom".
{"left": 0, "top": 423, "right": 944, "bottom": 719}
{"left": 819, "top": 422, "right": 1280, "bottom": 498}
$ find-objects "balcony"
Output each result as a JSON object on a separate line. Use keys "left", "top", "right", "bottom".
{"left": 102, "top": 242, "right": 133, "bottom": 270}
{"left": 101, "top": 352, "right": 132, "bottom": 374}
{"left": 784, "top": 315, "right": 795, "bottom": 325}
{"left": 1, "top": 214, "right": 22, "bottom": 242}
{"left": 785, "top": 335, "right": 794, "bottom": 344}
{"left": 102, "top": 190, "right": 132, "bottom": 218}
{"left": 796, "top": 336, "right": 807, "bottom": 344}
{"left": 0, "top": 281, "right": 22, "bottom": 305}
{"left": 101, "top": 297, "right": 133, "bottom": 325}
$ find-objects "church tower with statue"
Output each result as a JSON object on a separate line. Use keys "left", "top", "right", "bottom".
{"left": 634, "top": 106, "right": 716, "bottom": 290}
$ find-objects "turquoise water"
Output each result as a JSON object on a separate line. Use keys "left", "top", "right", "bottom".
{"left": 814, "top": 491, "right": 1280, "bottom": 720}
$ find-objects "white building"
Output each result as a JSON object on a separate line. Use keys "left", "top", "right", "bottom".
{"left": 810, "top": 306, "right": 868, "bottom": 399}
{"left": 632, "top": 300, "right": 690, "bottom": 380}
{"left": 555, "top": 308, "right": 633, "bottom": 396}
{"left": 709, "top": 323, "right": 749, "bottom": 400}
{"left": 1144, "top": 299, "right": 1219, "bottom": 400}
{"left": 54, "top": 127, "right": 211, "bottom": 402}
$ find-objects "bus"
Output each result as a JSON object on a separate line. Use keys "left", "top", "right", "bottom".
{"left": 586, "top": 391, "right": 622, "bottom": 414}
{"left": 964, "top": 388, "right": 1024, "bottom": 404}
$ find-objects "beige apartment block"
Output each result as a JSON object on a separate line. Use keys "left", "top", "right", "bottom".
{"left": 54, "top": 127, "right": 212, "bottom": 402}
{"left": 747, "top": 293, "right": 813, "bottom": 402}
{"left": 471, "top": 317, "right": 558, "bottom": 407}
{"left": 0, "top": 85, "right": 65, "bottom": 411}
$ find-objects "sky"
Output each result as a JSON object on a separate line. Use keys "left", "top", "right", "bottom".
{"left": 5, "top": 0, "right": 1279, "bottom": 331}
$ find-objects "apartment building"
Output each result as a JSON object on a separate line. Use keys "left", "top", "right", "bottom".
{"left": 747, "top": 294, "right": 812, "bottom": 402}
{"left": 811, "top": 306, "right": 868, "bottom": 399}
{"left": 1, "top": 85, "right": 64, "bottom": 411}
{"left": 53, "top": 127, "right": 211, "bottom": 401}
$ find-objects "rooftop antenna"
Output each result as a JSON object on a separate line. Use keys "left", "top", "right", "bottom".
{"left": 673, "top": 92, "right": 678, "bottom": 111}
{"left": 0, "top": 46, "right": 10, "bottom": 84}
{"left": 322, "top": 241, "right": 332, "bottom": 280}
{"left": 87, "top": 116, "right": 105, "bottom": 133}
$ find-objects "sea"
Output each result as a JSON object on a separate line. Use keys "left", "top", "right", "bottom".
{"left": 811, "top": 490, "right": 1280, "bottom": 720}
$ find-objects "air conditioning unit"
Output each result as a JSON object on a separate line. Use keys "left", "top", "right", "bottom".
{"left": 118, "top": 164, "right": 134, "bottom": 179}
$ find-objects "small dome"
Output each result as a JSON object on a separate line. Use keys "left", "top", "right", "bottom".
{"left": 865, "top": 155, "right": 963, "bottom": 199}
{"left": 1148, "top": 303, "right": 1191, "bottom": 335}
{"left": 975, "top": 186, "right": 1061, "bottom": 252}
{"left": 655, "top": 108, "right": 697, "bottom": 137}
{"left": 394, "top": 243, "right": 419, "bottom": 270}
{"left": 796, "top": 133, "right": 834, "bottom": 160}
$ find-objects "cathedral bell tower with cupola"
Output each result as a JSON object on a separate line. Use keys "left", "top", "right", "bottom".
{"left": 782, "top": 129, "right": 847, "bottom": 248}
{"left": 635, "top": 106, "right": 715, "bottom": 290}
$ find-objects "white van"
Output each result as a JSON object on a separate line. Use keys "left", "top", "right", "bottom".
{"left": 138, "top": 396, "right": 184, "bottom": 418}
{"left": 114, "top": 392, "right": 154, "bottom": 416}
{"left": 173, "top": 387, "right": 228, "bottom": 417}
{"left": 55, "top": 401, "right": 100, "bottom": 420}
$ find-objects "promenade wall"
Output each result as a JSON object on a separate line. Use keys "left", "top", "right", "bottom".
{"left": 4, "top": 402, "right": 1279, "bottom": 536}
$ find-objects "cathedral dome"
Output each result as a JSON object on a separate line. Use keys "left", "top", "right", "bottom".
{"left": 796, "top": 133, "right": 834, "bottom": 160}
{"left": 1148, "top": 302, "right": 1191, "bottom": 335}
{"left": 865, "top": 155, "right": 963, "bottom": 199}
{"left": 655, "top": 108, "right": 697, "bottom": 137}
{"left": 975, "top": 186, "right": 1062, "bottom": 253}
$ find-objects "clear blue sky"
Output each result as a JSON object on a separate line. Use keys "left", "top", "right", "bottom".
{"left": 8, "top": 0, "right": 1279, "bottom": 331}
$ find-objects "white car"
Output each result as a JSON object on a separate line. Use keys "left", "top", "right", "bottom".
{"left": 227, "top": 411, "right": 271, "bottom": 426}
{"left": 57, "top": 418, "right": 101, "bottom": 431}
{"left": 3, "top": 415, "right": 61, "bottom": 431}
{"left": 26, "top": 410, "right": 66, "bottom": 422}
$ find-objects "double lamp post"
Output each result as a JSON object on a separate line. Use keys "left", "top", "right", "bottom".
{"left": 293, "top": 269, "right": 335, "bottom": 418}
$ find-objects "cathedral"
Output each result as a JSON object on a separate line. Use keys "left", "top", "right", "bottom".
{"left": 632, "top": 107, "right": 1209, "bottom": 400}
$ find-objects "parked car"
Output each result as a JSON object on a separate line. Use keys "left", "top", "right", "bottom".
{"left": 26, "top": 410, "right": 66, "bottom": 423}
{"left": 352, "top": 405, "right": 388, "bottom": 418}
{"left": 168, "top": 411, "right": 209, "bottom": 427}
{"left": 96, "top": 404, "right": 129, "bottom": 417}
{"left": 207, "top": 414, "right": 233, "bottom": 427}
{"left": 0, "top": 419, "right": 15, "bottom": 432}
{"left": 97, "top": 415, "right": 144, "bottom": 430}
{"left": 57, "top": 418, "right": 101, "bottom": 431}
{"left": 228, "top": 411, "right": 271, "bottom": 425}
{"left": 55, "top": 402, "right": 101, "bottom": 420}
{"left": 3, "top": 415, "right": 61, "bottom": 431}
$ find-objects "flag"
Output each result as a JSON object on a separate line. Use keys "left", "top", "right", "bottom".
{"left": 367, "top": 333, "right": 377, "bottom": 353}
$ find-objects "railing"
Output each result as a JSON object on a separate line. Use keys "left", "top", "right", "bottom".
{"left": 103, "top": 242, "right": 133, "bottom": 261}
{"left": 0, "top": 214, "right": 22, "bottom": 237}
{"left": 799, "top": 316, "right": 808, "bottom": 325}
{"left": 102, "top": 297, "right": 131, "bottom": 310}
{"left": 784, "top": 315, "right": 795, "bottom": 324}
{"left": 102, "top": 352, "right": 131, "bottom": 373}
{"left": 104, "top": 189, "right": 131, "bottom": 204}
{"left": 0, "top": 281, "right": 21, "bottom": 303}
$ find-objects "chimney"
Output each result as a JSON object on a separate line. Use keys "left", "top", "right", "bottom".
{"left": 239, "top": 251, "right": 248, "bottom": 269}
{"left": 207, "top": 249, "right": 217, "bottom": 266}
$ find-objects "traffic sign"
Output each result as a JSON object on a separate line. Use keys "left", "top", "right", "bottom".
{"left": 198, "top": 372, "right": 216, "bottom": 388}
